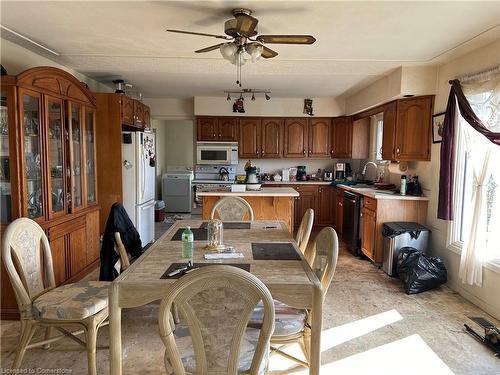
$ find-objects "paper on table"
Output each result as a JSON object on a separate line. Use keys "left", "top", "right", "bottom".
{"left": 204, "top": 253, "right": 244, "bottom": 260}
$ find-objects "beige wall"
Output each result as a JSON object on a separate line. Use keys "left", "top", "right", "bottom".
{"left": 1, "top": 38, "right": 112, "bottom": 93}
{"left": 194, "top": 96, "right": 345, "bottom": 117}
{"left": 345, "top": 66, "right": 438, "bottom": 114}
{"left": 153, "top": 119, "right": 194, "bottom": 200}
{"left": 143, "top": 98, "right": 194, "bottom": 119}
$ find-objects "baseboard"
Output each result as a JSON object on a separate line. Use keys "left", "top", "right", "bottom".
{"left": 446, "top": 279, "right": 500, "bottom": 321}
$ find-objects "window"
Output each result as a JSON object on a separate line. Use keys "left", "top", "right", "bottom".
{"left": 449, "top": 83, "right": 500, "bottom": 266}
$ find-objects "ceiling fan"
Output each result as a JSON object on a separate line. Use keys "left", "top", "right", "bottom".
{"left": 166, "top": 8, "right": 316, "bottom": 86}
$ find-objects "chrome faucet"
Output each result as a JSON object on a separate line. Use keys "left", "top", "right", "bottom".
{"left": 362, "top": 161, "right": 378, "bottom": 177}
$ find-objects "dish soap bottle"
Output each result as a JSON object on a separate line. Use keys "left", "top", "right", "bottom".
{"left": 182, "top": 226, "right": 194, "bottom": 260}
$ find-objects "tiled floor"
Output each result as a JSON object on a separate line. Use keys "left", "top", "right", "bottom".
{"left": 1, "top": 233, "right": 499, "bottom": 374}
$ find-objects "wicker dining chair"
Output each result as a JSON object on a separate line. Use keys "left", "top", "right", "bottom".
{"left": 158, "top": 265, "right": 275, "bottom": 374}
{"left": 251, "top": 227, "right": 339, "bottom": 369}
{"left": 210, "top": 196, "right": 255, "bottom": 221}
{"left": 2, "top": 218, "right": 109, "bottom": 375}
{"left": 114, "top": 232, "right": 131, "bottom": 272}
{"left": 296, "top": 208, "right": 314, "bottom": 256}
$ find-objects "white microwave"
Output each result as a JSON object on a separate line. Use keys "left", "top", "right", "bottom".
{"left": 196, "top": 142, "right": 239, "bottom": 165}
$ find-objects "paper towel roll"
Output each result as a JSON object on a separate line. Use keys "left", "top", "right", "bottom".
{"left": 387, "top": 162, "right": 408, "bottom": 174}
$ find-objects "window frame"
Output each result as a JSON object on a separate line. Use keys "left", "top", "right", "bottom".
{"left": 447, "top": 112, "right": 500, "bottom": 274}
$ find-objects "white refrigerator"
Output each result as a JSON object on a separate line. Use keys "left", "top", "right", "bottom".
{"left": 122, "top": 131, "right": 155, "bottom": 248}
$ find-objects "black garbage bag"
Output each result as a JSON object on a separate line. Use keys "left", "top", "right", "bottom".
{"left": 397, "top": 247, "right": 447, "bottom": 294}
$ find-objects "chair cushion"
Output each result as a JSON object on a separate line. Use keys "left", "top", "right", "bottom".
{"left": 166, "top": 324, "right": 268, "bottom": 375}
{"left": 251, "top": 300, "right": 307, "bottom": 337}
{"left": 33, "top": 281, "right": 109, "bottom": 320}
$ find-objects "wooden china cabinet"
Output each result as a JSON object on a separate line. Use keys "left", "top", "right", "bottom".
{"left": 0, "top": 67, "right": 100, "bottom": 319}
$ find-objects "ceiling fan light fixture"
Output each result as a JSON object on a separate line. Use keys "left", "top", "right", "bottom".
{"left": 246, "top": 42, "right": 264, "bottom": 62}
{"left": 220, "top": 42, "right": 237, "bottom": 60}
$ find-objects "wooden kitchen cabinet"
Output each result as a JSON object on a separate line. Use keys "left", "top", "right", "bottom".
{"left": 381, "top": 96, "right": 433, "bottom": 161}
{"left": 143, "top": 104, "right": 151, "bottom": 131}
{"left": 197, "top": 117, "right": 238, "bottom": 141}
{"left": 361, "top": 206, "right": 377, "bottom": 260}
{"left": 239, "top": 118, "right": 261, "bottom": 158}
{"left": 317, "top": 186, "right": 336, "bottom": 226}
{"left": 332, "top": 188, "right": 343, "bottom": 234}
{"left": 331, "top": 116, "right": 369, "bottom": 159}
{"left": 293, "top": 185, "right": 318, "bottom": 229}
{"left": 121, "top": 95, "right": 135, "bottom": 127}
{"left": 133, "top": 100, "right": 144, "bottom": 128}
{"left": 284, "top": 118, "right": 308, "bottom": 158}
{"left": 261, "top": 118, "right": 283, "bottom": 158}
{"left": 218, "top": 117, "right": 239, "bottom": 141}
{"left": 331, "top": 117, "right": 352, "bottom": 158}
{"left": 308, "top": 118, "right": 331, "bottom": 158}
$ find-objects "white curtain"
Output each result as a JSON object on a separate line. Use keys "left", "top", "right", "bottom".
{"left": 458, "top": 68, "right": 500, "bottom": 286}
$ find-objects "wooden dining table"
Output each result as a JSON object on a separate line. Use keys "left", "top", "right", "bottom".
{"left": 109, "top": 220, "right": 323, "bottom": 375}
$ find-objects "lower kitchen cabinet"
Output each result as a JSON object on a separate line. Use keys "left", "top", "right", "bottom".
{"left": 317, "top": 186, "right": 336, "bottom": 226}
{"left": 361, "top": 206, "right": 377, "bottom": 260}
{"left": 293, "top": 185, "right": 318, "bottom": 229}
{"left": 333, "top": 188, "right": 344, "bottom": 234}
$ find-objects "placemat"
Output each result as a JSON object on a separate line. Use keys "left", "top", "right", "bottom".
{"left": 170, "top": 228, "right": 208, "bottom": 241}
{"left": 199, "top": 222, "right": 251, "bottom": 229}
{"left": 251, "top": 242, "right": 301, "bottom": 261}
{"left": 160, "top": 263, "right": 251, "bottom": 279}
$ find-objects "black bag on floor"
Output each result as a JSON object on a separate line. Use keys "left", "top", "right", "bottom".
{"left": 396, "top": 247, "right": 447, "bottom": 294}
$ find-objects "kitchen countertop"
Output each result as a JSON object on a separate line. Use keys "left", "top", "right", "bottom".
{"left": 337, "top": 184, "right": 429, "bottom": 201}
{"left": 196, "top": 187, "right": 299, "bottom": 197}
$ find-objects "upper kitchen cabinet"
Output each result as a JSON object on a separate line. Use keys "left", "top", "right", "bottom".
{"left": 239, "top": 117, "right": 261, "bottom": 158}
{"left": 261, "top": 118, "right": 283, "bottom": 158}
{"left": 218, "top": 117, "right": 239, "bottom": 141}
{"left": 308, "top": 118, "right": 331, "bottom": 158}
{"left": 381, "top": 96, "right": 433, "bottom": 161}
{"left": 331, "top": 116, "right": 369, "bottom": 159}
{"left": 95, "top": 93, "right": 151, "bottom": 131}
{"left": 284, "top": 118, "right": 308, "bottom": 158}
{"left": 196, "top": 116, "right": 238, "bottom": 141}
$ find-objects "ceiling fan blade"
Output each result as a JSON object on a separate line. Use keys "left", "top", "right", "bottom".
{"left": 235, "top": 14, "right": 259, "bottom": 37}
{"left": 195, "top": 43, "right": 225, "bottom": 53}
{"left": 166, "top": 29, "right": 231, "bottom": 40}
{"left": 256, "top": 35, "right": 316, "bottom": 44}
{"left": 261, "top": 46, "right": 278, "bottom": 59}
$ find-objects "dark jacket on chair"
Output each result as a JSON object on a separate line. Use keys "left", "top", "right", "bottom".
{"left": 99, "top": 203, "right": 143, "bottom": 281}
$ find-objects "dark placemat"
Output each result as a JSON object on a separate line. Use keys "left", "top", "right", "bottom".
{"left": 170, "top": 228, "right": 208, "bottom": 241}
{"left": 251, "top": 242, "right": 301, "bottom": 261}
{"left": 199, "top": 222, "right": 251, "bottom": 229}
{"left": 161, "top": 263, "right": 251, "bottom": 279}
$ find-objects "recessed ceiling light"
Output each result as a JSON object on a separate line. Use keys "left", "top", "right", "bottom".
{"left": 0, "top": 25, "right": 60, "bottom": 56}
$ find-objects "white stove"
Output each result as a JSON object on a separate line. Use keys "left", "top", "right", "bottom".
{"left": 193, "top": 165, "right": 237, "bottom": 207}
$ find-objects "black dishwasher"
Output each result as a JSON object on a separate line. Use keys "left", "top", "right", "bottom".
{"left": 342, "top": 191, "right": 361, "bottom": 256}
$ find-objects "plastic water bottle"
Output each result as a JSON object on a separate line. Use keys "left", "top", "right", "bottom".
{"left": 182, "top": 226, "right": 194, "bottom": 260}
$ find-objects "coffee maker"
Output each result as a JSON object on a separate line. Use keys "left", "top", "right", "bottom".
{"left": 334, "top": 162, "right": 346, "bottom": 181}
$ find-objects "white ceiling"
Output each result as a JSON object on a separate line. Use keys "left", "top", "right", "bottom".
{"left": 1, "top": 1, "right": 499, "bottom": 98}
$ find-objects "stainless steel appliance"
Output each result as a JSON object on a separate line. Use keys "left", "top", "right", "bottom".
{"left": 335, "top": 162, "right": 346, "bottom": 181}
{"left": 196, "top": 142, "right": 238, "bottom": 165}
{"left": 382, "top": 222, "right": 430, "bottom": 277}
{"left": 161, "top": 166, "right": 193, "bottom": 213}
{"left": 192, "top": 165, "right": 236, "bottom": 207}
{"left": 323, "top": 171, "right": 333, "bottom": 181}
{"left": 342, "top": 191, "right": 361, "bottom": 255}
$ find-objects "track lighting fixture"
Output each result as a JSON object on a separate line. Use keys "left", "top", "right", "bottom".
{"left": 223, "top": 88, "right": 271, "bottom": 101}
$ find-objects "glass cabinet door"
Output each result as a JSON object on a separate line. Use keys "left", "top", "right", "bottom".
{"left": 85, "top": 109, "right": 97, "bottom": 205}
{"left": 46, "top": 97, "right": 66, "bottom": 218}
{"left": 70, "top": 103, "right": 83, "bottom": 211}
{"left": 20, "top": 90, "right": 44, "bottom": 220}
{"left": 0, "top": 88, "right": 12, "bottom": 223}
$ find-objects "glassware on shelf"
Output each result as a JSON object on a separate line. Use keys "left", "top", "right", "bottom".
{"left": 85, "top": 110, "right": 96, "bottom": 204}
{"left": 0, "top": 90, "right": 10, "bottom": 223}
{"left": 71, "top": 104, "right": 83, "bottom": 208}
{"left": 48, "top": 100, "right": 64, "bottom": 213}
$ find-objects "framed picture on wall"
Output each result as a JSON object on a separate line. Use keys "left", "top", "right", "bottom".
{"left": 432, "top": 112, "right": 445, "bottom": 144}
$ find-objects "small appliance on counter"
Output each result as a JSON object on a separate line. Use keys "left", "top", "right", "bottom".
{"left": 323, "top": 171, "right": 333, "bottom": 181}
{"left": 297, "top": 166, "right": 307, "bottom": 181}
{"left": 282, "top": 168, "right": 290, "bottom": 182}
{"left": 335, "top": 162, "right": 346, "bottom": 181}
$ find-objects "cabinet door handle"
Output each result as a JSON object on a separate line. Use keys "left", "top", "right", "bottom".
{"left": 218, "top": 133, "right": 221, "bottom": 137}
{"left": 303, "top": 150, "right": 306, "bottom": 155}
{"left": 396, "top": 147, "right": 400, "bottom": 154}
{"left": 330, "top": 150, "right": 334, "bottom": 154}
{"left": 261, "top": 150, "right": 264, "bottom": 155}
{"left": 213, "top": 133, "right": 216, "bottom": 137}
